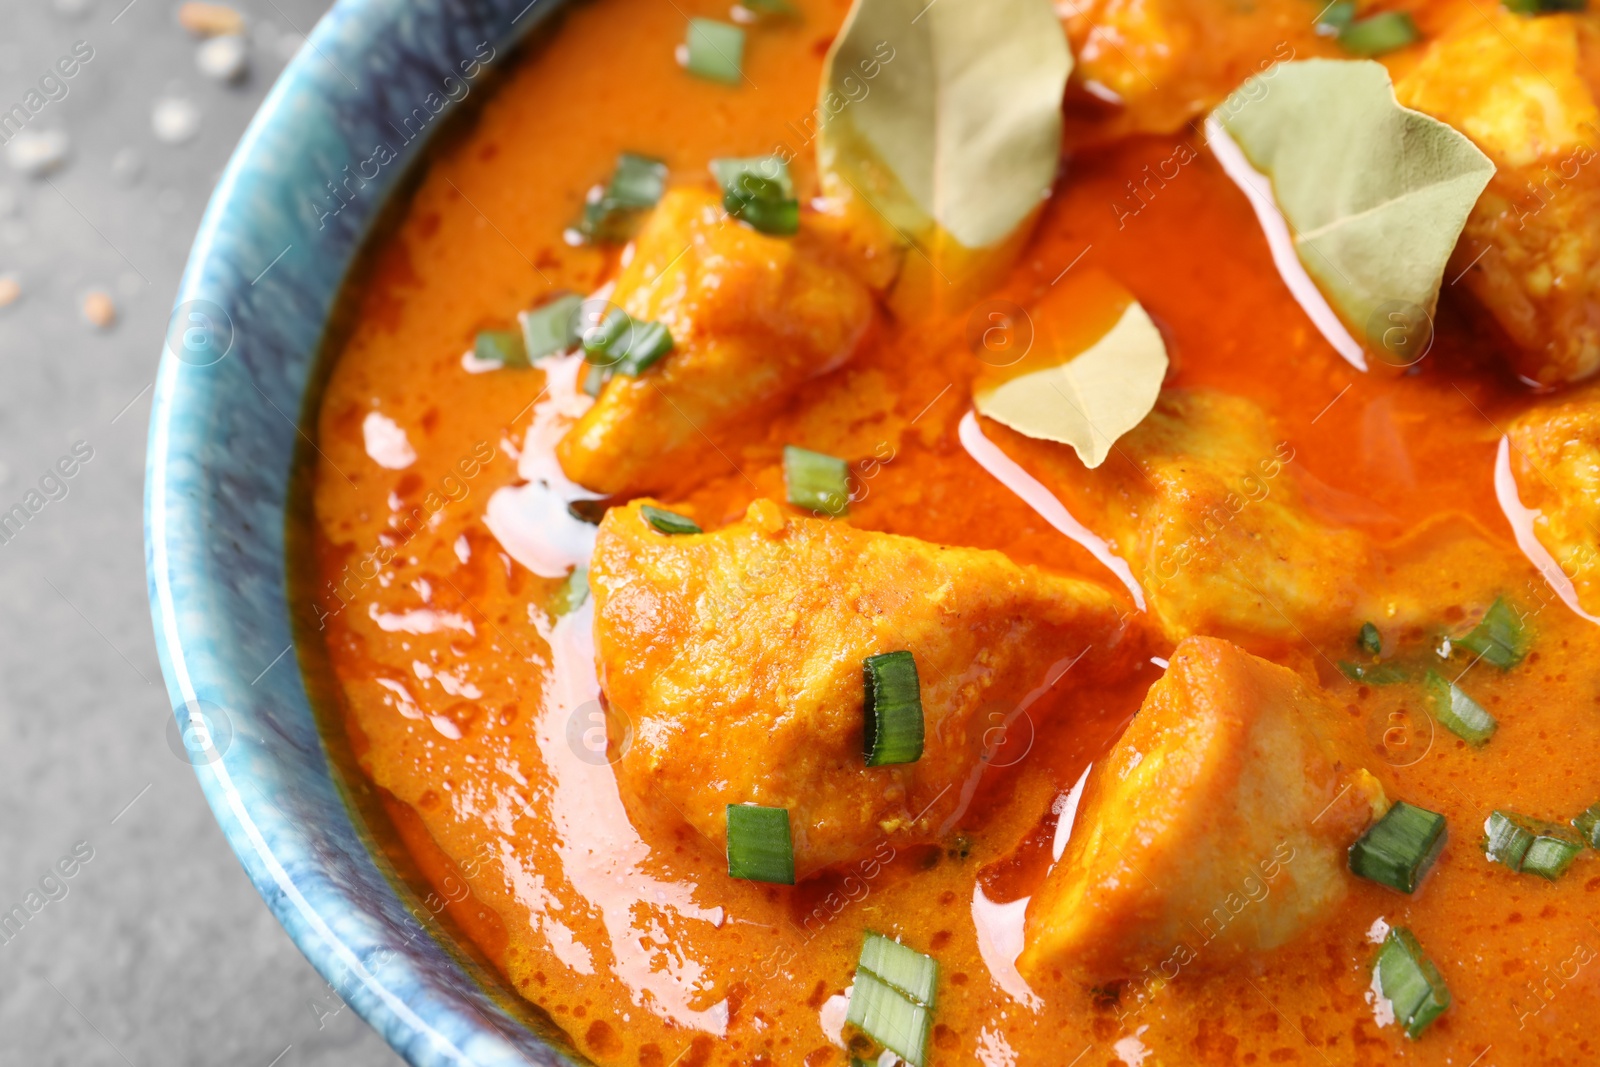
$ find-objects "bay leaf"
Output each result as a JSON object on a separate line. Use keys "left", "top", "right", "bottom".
{"left": 973, "top": 270, "right": 1168, "bottom": 469}
{"left": 817, "top": 0, "right": 1070, "bottom": 290}
{"left": 1213, "top": 59, "right": 1494, "bottom": 351}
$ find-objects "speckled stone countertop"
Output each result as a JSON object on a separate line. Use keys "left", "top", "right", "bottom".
{"left": 0, "top": 2, "right": 400, "bottom": 1062}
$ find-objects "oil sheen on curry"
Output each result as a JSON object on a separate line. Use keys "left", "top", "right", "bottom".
{"left": 304, "top": 0, "right": 1600, "bottom": 1063}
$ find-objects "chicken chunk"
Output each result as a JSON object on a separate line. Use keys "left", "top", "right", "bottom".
{"left": 557, "top": 189, "right": 877, "bottom": 495}
{"left": 1508, "top": 389, "right": 1600, "bottom": 613}
{"left": 984, "top": 389, "right": 1374, "bottom": 648}
{"left": 1061, "top": 0, "right": 1323, "bottom": 144}
{"left": 1396, "top": 9, "right": 1600, "bottom": 386}
{"left": 1019, "top": 637, "right": 1383, "bottom": 983}
{"left": 590, "top": 498, "right": 1129, "bottom": 879}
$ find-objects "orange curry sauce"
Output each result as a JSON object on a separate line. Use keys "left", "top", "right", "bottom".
{"left": 304, "top": 1, "right": 1600, "bottom": 1063}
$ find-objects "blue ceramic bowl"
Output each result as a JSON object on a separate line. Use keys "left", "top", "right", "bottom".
{"left": 145, "top": 2, "right": 577, "bottom": 1063}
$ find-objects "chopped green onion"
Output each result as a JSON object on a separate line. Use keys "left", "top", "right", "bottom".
{"left": 640, "top": 504, "right": 701, "bottom": 535}
{"left": 1316, "top": 0, "right": 1357, "bottom": 33}
{"left": 740, "top": 0, "right": 799, "bottom": 16}
{"left": 1454, "top": 596, "right": 1529, "bottom": 669}
{"left": 1338, "top": 660, "right": 1408, "bottom": 685}
{"left": 1338, "top": 12, "right": 1420, "bottom": 56}
{"left": 858, "top": 931, "right": 939, "bottom": 1006}
{"left": 712, "top": 156, "right": 799, "bottom": 235}
{"left": 725, "top": 803, "right": 795, "bottom": 884}
{"left": 580, "top": 306, "right": 674, "bottom": 377}
{"left": 784, "top": 445, "right": 851, "bottom": 517}
{"left": 551, "top": 566, "right": 589, "bottom": 616}
{"left": 1484, "top": 810, "right": 1585, "bottom": 879}
{"left": 567, "top": 498, "right": 610, "bottom": 525}
{"left": 684, "top": 19, "right": 745, "bottom": 85}
{"left": 1373, "top": 927, "right": 1451, "bottom": 1040}
{"left": 1503, "top": 0, "right": 1586, "bottom": 12}
{"left": 1573, "top": 801, "right": 1600, "bottom": 849}
{"left": 1348, "top": 801, "right": 1448, "bottom": 894}
{"left": 848, "top": 971, "right": 932, "bottom": 1066}
{"left": 848, "top": 933, "right": 938, "bottom": 1066}
{"left": 474, "top": 329, "right": 528, "bottom": 369}
{"left": 519, "top": 292, "right": 583, "bottom": 362}
{"left": 863, "top": 651, "right": 924, "bottom": 767}
{"left": 577, "top": 153, "right": 668, "bottom": 242}
{"left": 612, "top": 319, "right": 674, "bottom": 376}
{"left": 1423, "top": 671, "right": 1497, "bottom": 746}
{"left": 1358, "top": 622, "right": 1382, "bottom": 656}
{"left": 581, "top": 306, "right": 633, "bottom": 363}
{"left": 581, "top": 362, "right": 610, "bottom": 397}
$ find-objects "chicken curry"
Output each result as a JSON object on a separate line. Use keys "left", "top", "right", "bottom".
{"left": 303, "top": 0, "right": 1600, "bottom": 1064}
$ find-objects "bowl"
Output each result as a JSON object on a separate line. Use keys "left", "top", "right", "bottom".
{"left": 144, "top": 1, "right": 578, "bottom": 1063}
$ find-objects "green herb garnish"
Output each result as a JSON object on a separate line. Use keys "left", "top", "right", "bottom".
{"left": 519, "top": 292, "right": 583, "bottom": 362}
{"left": 784, "top": 445, "right": 851, "bottom": 517}
{"left": 684, "top": 19, "right": 745, "bottom": 85}
{"left": 474, "top": 329, "right": 527, "bottom": 369}
{"left": 1484, "top": 810, "right": 1585, "bottom": 880}
{"left": 1373, "top": 927, "right": 1451, "bottom": 1039}
{"left": 1423, "top": 671, "right": 1497, "bottom": 746}
{"left": 640, "top": 505, "right": 701, "bottom": 535}
{"left": 712, "top": 156, "right": 799, "bottom": 235}
{"left": 726, "top": 803, "right": 795, "bottom": 884}
{"left": 1338, "top": 12, "right": 1420, "bottom": 56}
{"left": 1348, "top": 801, "right": 1448, "bottom": 894}
{"left": 577, "top": 153, "right": 668, "bottom": 242}
{"left": 863, "top": 651, "right": 924, "bottom": 767}
{"left": 1454, "top": 597, "right": 1529, "bottom": 669}
{"left": 847, "top": 933, "right": 938, "bottom": 1066}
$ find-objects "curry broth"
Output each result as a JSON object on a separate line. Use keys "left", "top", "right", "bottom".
{"left": 305, "top": 0, "right": 1600, "bottom": 1063}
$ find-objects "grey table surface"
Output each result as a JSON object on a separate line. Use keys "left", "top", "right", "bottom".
{"left": 0, "top": 1, "right": 402, "bottom": 1063}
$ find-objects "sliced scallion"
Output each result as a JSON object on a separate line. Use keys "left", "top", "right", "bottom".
{"left": 863, "top": 651, "right": 924, "bottom": 767}
{"left": 848, "top": 932, "right": 938, "bottom": 1067}
{"left": 612, "top": 319, "right": 674, "bottom": 376}
{"left": 581, "top": 306, "right": 633, "bottom": 363}
{"left": 474, "top": 329, "right": 527, "bottom": 369}
{"left": 1348, "top": 801, "right": 1448, "bottom": 894}
{"left": 1503, "top": 0, "right": 1586, "bottom": 12}
{"left": 1423, "top": 671, "right": 1497, "bottom": 747}
{"left": 519, "top": 292, "right": 583, "bottom": 362}
{"left": 1455, "top": 596, "right": 1529, "bottom": 669}
{"left": 1573, "top": 801, "right": 1600, "bottom": 849}
{"left": 1316, "top": 0, "right": 1356, "bottom": 33}
{"left": 551, "top": 566, "right": 589, "bottom": 616}
{"left": 684, "top": 19, "right": 745, "bottom": 85}
{"left": 581, "top": 362, "right": 610, "bottom": 398}
{"left": 725, "top": 803, "right": 795, "bottom": 884}
{"left": 577, "top": 153, "right": 668, "bottom": 242}
{"left": 1374, "top": 927, "right": 1451, "bottom": 1040}
{"left": 858, "top": 931, "right": 939, "bottom": 1006}
{"left": 640, "top": 504, "right": 701, "bottom": 535}
{"left": 741, "top": 0, "right": 799, "bottom": 16}
{"left": 712, "top": 156, "right": 799, "bottom": 236}
{"left": 1338, "top": 660, "right": 1407, "bottom": 685}
{"left": 1484, "top": 810, "right": 1584, "bottom": 880}
{"left": 1338, "top": 12, "right": 1420, "bottom": 56}
{"left": 1358, "top": 622, "right": 1382, "bottom": 656}
{"left": 784, "top": 445, "right": 850, "bottom": 517}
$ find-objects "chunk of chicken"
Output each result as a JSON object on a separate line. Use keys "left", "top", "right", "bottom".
{"left": 1508, "top": 389, "right": 1600, "bottom": 613}
{"left": 557, "top": 189, "right": 877, "bottom": 495}
{"left": 1061, "top": 0, "right": 1323, "bottom": 144}
{"left": 1020, "top": 637, "right": 1383, "bottom": 983}
{"left": 1396, "top": 9, "right": 1600, "bottom": 386}
{"left": 985, "top": 389, "right": 1374, "bottom": 648}
{"left": 590, "top": 498, "right": 1129, "bottom": 878}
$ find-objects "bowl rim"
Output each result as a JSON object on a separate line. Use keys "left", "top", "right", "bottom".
{"left": 143, "top": 1, "right": 574, "bottom": 1064}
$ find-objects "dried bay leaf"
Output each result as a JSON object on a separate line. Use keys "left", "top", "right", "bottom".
{"left": 1213, "top": 59, "right": 1495, "bottom": 352}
